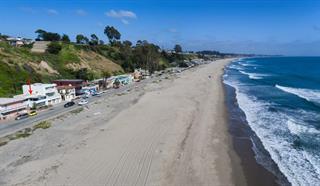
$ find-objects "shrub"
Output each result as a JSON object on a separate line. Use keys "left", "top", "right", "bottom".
{"left": 0, "top": 139, "right": 8, "bottom": 146}
{"left": 33, "top": 121, "right": 51, "bottom": 130}
{"left": 70, "top": 107, "right": 84, "bottom": 114}
{"left": 46, "top": 42, "right": 62, "bottom": 54}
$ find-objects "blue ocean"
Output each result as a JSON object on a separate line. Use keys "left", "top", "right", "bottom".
{"left": 223, "top": 57, "right": 320, "bottom": 186}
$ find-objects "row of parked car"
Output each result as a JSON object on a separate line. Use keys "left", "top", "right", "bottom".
{"left": 15, "top": 110, "right": 37, "bottom": 120}
{"left": 15, "top": 99, "right": 90, "bottom": 120}
{"left": 63, "top": 99, "right": 88, "bottom": 108}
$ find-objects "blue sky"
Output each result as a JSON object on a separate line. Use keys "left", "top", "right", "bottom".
{"left": 1, "top": 0, "right": 320, "bottom": 55}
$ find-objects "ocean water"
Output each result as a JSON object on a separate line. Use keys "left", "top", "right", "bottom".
{"left": 223, "top": 57, "right": 320, "bottom": 186}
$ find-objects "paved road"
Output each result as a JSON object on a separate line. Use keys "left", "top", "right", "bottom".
{"left": 0, "top": 78, "right": 153, "bottom": 138}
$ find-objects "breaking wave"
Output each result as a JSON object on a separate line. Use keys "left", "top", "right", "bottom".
{"left": 276, "top": 85, "right": 320, "bottom": 104}
{"left": 239, "top": 70, "right": 268, "bottom": 80}
{"left": 223, "top": 77, "right": 320, "bottom": 186}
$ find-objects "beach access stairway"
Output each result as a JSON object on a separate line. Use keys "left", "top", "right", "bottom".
{"left": 31, "top": 41, "right": 50, "bottom": 53}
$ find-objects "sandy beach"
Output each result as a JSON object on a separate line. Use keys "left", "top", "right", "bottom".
{"left": 0, "top": 59, "right": 246, "bottom": 186}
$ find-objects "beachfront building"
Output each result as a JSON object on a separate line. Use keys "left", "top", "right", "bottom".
{"left": 105, "top": 77, "right": 116, "bottom": 89}
{"left": 82, "top": 84, "right": 99, "bottom": 95}
{"left": 115, "top": 75, "right": 134, "bottom": 85}
{"left": 133, "top": 69, "right": 142, "bottom": 81}
{"left": 53, "top": 79, "right": 85, "bottom": 96}
{"left": 57, "top": 86, "right": 76, "bottom": 101}
{"left": 6, "top": 37, "right": 33, "bottom": 47}
{"left": 15, "top": 83, "right": 62, "bottom": 107}
{"left": 0, "top": 98, "right": 28, "bottom": 120}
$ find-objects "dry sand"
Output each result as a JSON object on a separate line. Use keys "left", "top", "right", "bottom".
{"left": 0, "top": 59, "right": 246, "bottom": 186}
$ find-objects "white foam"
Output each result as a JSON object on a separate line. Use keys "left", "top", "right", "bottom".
{"left": 239, "top": 70, "right": 267, "bottom": 80}
{"left": 303, "top": 151, "right": 320, "bottom": 180}
{"left": 276, "top": 85, "right": 320, "bottom": 104}
{"left": 287, "top": 119, "right": 320, "bottom": 135}
{"left": 224, "top": 78, "right": 320, "bottom": 186}
{"left": 228, "top": 65, "right": 244, "bottom": 71}
{"left": 239, "top": 61, "right": 258, "bottom": 67}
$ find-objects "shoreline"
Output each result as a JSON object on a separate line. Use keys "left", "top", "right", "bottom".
{"left": 224, "top": 84, "right": 280, "bottom": 186}
{"left": 220, "top": 60, "right": 248, "bottom": 186}
{"left": 0, "top": 59, "right": 246, "bottom": 186}
{"left": 223, "top": 59, "right": 290, "bottom": 186}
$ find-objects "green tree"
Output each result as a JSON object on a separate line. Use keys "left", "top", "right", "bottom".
{"left": 119, "top": 40, "right": 134, "bottom": 72}
{"left": 75, "top": 68, "right": 93, "bottom": 80}
{"left": 90, "top": 34, "right": 99, "bottom": 46}
{"left": 123, "top": 40, "right": 132, "bottom": 47}
{"left": 35, "top": 29, "right": 46, "bottom": 41}
{"left": 76, "top": 34, "right": 89, "bottom": 44}
{"left": 0, "top": 33, "right": 9, "bottom": 40}
{"left": 174, "top": 44, "right": 182, "bottom": 53}
{"left": 99, "top": 40, "right": 105, "bottom": 45}
{"left": 46, "top": 42, "right": 62, "bottom": 54}
{"left": 102, "top": 71, "right": 111, "bottom": 78}
{"left": 61, "top": 34, "right": 70, "bottom": 43}
{"left": 133, "top": 40, "right": 161, "bottom": 74}
{"left": 104, "top": 26, "right": 121, "bottom": 45}
{"left": 35, "top": 29, "right": 61, "bottom": 41}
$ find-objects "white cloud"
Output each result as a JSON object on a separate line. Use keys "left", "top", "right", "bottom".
{"left": 106, "top": 9, "right": 137, "bottom": 24}
{"left": 47, "top": 9, "right": 59, "bottom": 15}
{"left": 75, "top": 9, "right": 87, "bottom": 16}
{"left": 106, "top": 10, "right": 137, "bottom": 19}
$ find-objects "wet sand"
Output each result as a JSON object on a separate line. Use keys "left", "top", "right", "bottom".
{"left": 224, "top": 82, "right": 290, "bottom": 186}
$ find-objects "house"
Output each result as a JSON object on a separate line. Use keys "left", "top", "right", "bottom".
{"left": 15, "top": 83, "right": 62, "bottom": 107}
{"left": 105, "top": 77, "right": 117, "bottom": 89}
{"left": 14, "top": 94, "right": 47, "bottom": 108}
{"left": 115, "top": 75, "right": 134, "bottom": 85}
{"left": 57, "top": 86, "right": 76, "bottom": 101}
{"left": 52, "top": 79, "right": 85, "bottom": 96}
{"left": 0, "top": 98, "right": 28, "bottom": 120}
{"left": 82, "top": 84, "right": 99, "bottom": 95}
{"left": 6, "top": 37, "right": 33, "bottom": 47}
{"left": 133, "top": 69, "right": 142, "bottom": 81}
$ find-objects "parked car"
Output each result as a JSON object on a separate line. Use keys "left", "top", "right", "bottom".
{"left": 28, "top": 111, "right": 37, "bottom": 116}
{"left": 64, "top": 101, "right": 75, "bottom": 108}
{"left": 82, "top": 94, "right": 90, "bottom": 99}
{"left": 15, "top": 113, "right": 29, "bottom": 120}
{"left": 78, "top": 100, "right": 88, "bottom": 106}
{"left": 92, "top": 92, "right": 102, "bottom": 97}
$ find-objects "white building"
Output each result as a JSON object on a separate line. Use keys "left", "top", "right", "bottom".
{"left": 57, "top": 86, "right": 76, "bottom": 101}
{"left": 6, "top": 37, "right": 33, "bottom": 47}
{"left": 17, "top": 83, "right": 62, "bottom": 107}
{"left": 0, "top": 98, "right": 28, "bottom": 120}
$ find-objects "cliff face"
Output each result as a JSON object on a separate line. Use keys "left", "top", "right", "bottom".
{"left": 0, "top": 42, "right": 123, "bottom": 97}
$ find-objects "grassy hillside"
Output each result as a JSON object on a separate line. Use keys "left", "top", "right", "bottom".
{"left": 0, "top": 42, "right": 123, "bottom": 97}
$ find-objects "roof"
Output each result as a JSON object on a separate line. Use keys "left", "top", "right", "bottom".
{"left": 22, "top": 83, "right": 57, "bottom": 87}
{"left": 6, "top": 37, "right": 32, "bottom": 41}
{"left": 6, "top": 37, "right": 23, "bottom": 41}
{"left": 53, "top": 79, "right": 84, "bottom": 82}
{"left": 0, "top": 98, "right": 25, "bottom": 105}
{"left": 57, "top": 85, "right": 75, "bottom": 90}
